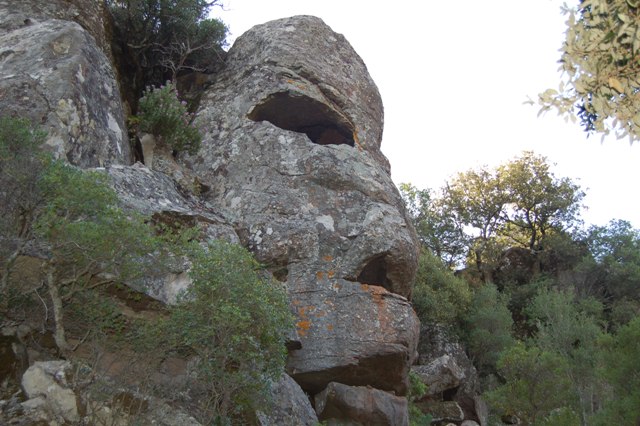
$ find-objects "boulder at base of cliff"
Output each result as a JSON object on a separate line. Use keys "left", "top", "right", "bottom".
{"left": 314, "top": 382, "right": 408, "bottom": 426}
{"left": 257, "top": 374, "right": 318, "bottom": 426}
{"left": 21, "top": 361, "right": 80, "bottom": 424}
{"left": 417, "top": 324, "right": 485, "bottom": 424}
{"left": 287, "top": 280, "right": 419, "bottom": 395}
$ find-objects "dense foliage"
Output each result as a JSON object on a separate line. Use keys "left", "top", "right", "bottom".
{"left": 539, "top": 0, "right": 640, "bottom": 141}
{"left": 1, "top": 117, "right": 292, "bottom": 423}
{"left": 403, "top": 150, "right": 640, "bottom": 424}
{"left": 140, "top": 241, "right": 292, "bottom": 423}
{"left": 0, "top": 116, "right": 168, "bottom": 349}
{"left": 135, "top": 82, "right": 202, "bottom": 154}
{"left": 108, "top": 0, "right": 227, "bottom": 93}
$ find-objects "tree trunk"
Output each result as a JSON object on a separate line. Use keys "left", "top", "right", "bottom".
{"left": 45, "top": 264, "right": 68, "bottom": 352}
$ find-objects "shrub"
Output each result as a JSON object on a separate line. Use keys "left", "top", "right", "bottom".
{"left": 136, "top": 82, "right": 202, "bottom": 154}
{"left": 463, "top": 283, "right": 515, "bottom": 374}
{"left": 484, "top": 342, "right": 577, "bottom": 425}
{"left": 143, "top": 241, "right": 293, "bottom": 423}
{"left": 412, "top": 249, "right": 472, "bottom": 327}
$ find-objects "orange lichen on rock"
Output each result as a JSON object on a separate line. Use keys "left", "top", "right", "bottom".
{"left": 316, "top": 271, "right": 325, "bottom": 280}
{"left": 322, "top": 255, "right": 333, "bottom": 262}
{"left": 353, "top": 131, "right": 363, "bottom": 151}
{"left": 296, "top": 320, "right": 312, "bottom": 336}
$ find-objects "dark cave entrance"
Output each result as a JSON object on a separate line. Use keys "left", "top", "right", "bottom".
{"left": 247, "top": 91, "right": 355, "bottom": 146}
{"left": 357, "top": 254, "right": 392, "bottom": 292}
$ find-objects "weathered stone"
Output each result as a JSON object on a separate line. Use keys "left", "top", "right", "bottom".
{"left": 0, "top": 0, "right": 112, "bottom": 58}
{"left": 100, "top": 163, "right": 240, "bottom": 304}
{"left": 257, "top": 374, "right": 318, "bottom": 426}
{"left": 411, "top": 354, "right": 466, "bottom": 396}
{"left": 462, "top": 420, "right": 481, "bottom": 426}
{"left": 185, "top": 15, "right": 420, "bottom": 394}
{"left": 417, "top": 324, "right": 481, "bottom": 422}
{"left": 21, "top": 361, "right": 79, "bottom": 423}
{"left": 315, "top": 382, "right": 408, "bottom": 426}
{"left": 288, "top": 281, "right": 419, "bottom": 395}
{"left": 416, "top": 400, "right": 464, "bottom": 423}
{"left": 0, "top": 2, "right": 129, "bottom": 167}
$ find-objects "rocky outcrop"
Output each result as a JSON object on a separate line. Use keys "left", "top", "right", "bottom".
{"left": 416, "top": 324, "right": 486, "bottom": 425}
{"left": 186, "top": 15, "right": 420, "bottom": 397}
{"left": 1, "top": 7, "right": 423, "bottom": 425}
{"left": 315, "top": 382, "right": 408, "bottom": 426}
{"left": 21, "top": 361, "right": 80, "bottom": 423}
{"left": 0, "top": 0, "right": 130, "bottom": 167}
{"left": 257, "top": 374, "right": 318, "bottom": 426}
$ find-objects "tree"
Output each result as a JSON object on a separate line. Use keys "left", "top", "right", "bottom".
{"left": 499, "top": 152, "right": 585, "bottom": 254}
{"left": 0, "top": 117, "right": 47, "bottom": 312}
{"left": 586, "top": 219, "right": 640, "bottom": 302}
{"left": 411, "top": 249, "right": 472, "bottom": 327}
{"left": 108, "top": 0, "right": 228, "bottom": 102}
{"left": 463, "top": 283, "right": 515, "bottom": 374}
{"left": 402, "top": 152, "right": 584, "bottom": 282}
{"left": 485, "top": 342, "right": 579, "bottom": 425}
{"left": 442, "top": 166, "right": 508, "bottom": 281}
{"left": 539, "top": 0, "right": 640, "bottom": 141}
{"left": 594, "top": 317, "right": 640, "bottom": 425}
{"left": 143, "top": 240, "right": 292, "bottom": 423}
{"left": 399, "top": 183, "right": 468, "bottom": 268}
{"left": 0, "top": 117, "right": 169, "bottom": 350}
{"left": 525, "top": 287, "right": 605, "bottom": 422}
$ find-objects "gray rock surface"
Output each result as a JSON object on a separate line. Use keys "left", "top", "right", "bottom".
{"left": 411, "top": 354, "right": 466, "bottom": 396}
{"left": 257, "top": 374, "right": 318, "bottom": 426}
{"left": 21, "top": 361, "right": 79, "bottom": 423}
{"left": 185, "top": 15, "right": 420, "bottom": 396}
{"left": 315, "top": 382, "right": 408, "bottom": 426}
{"left": 417, "top": 324, "right": 484, "bottom": 424}
{"left": 419, "top": 400, "right": 464, "bottom": 423}
{"left": 100, "top": 163, "right": 240, "bottom": 304}
{"left": 0, "top": 1, "right": 130, "bottom": 167}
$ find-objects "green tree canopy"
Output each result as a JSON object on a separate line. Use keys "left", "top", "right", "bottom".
{"left": 108, "top": 0, "right": 228, "bottom": 100}
{"left": 401, "top": 152, "right": 584, "bottom": 281}
{"left": 539, "top": 0, "right": 640, "bottom": 141}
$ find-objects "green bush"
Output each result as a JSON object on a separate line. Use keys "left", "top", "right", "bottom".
{"left": 463, "top": 283, "right": 515, "bottom": 374}
{"left": 108, "top": 0, "right": 227, "bottom": 90}
{"left": 144, "top": 241, "right": 293, "bottom": 423}
{"left": 136, "top": 83, "right": 202, "bottom": 154}
{"left": 412, "top": 249, "right": 472, "bottom": 327}
{"left": 484, "top": 342, "right": 577, "bottom": 425}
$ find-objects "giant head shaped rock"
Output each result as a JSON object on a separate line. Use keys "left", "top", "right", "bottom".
{"left": 185, "top": 15, "right": 420, "bottom": 395}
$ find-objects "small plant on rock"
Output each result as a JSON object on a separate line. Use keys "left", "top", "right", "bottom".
{"left": 136, "top": 82, "right": 202, "bottom": 155}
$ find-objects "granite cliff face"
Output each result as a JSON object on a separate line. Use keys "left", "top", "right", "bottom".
{"left": 0, "top": 0, "right": 129, "bottom": 167}
{"left": 1, "top": 5, "right": 424, "bottom": 424}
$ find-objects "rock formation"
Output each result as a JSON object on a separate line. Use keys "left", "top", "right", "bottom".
{"left": 0, "top": 3, "right": 425, "bottom": 423}
{"left": 0, "top": 0, "right": 129, "bottom": 167}
{"left": 184, "top": 15, "right": 421, "bottom": 400}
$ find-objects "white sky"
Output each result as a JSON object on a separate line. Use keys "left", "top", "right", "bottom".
{"left": 211, "top": 0, "right": 640, "bottom": 228}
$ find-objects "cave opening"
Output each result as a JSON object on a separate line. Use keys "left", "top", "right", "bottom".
{"left": 247, "top": 91, "right": 355, "bottom": 146}
{"left": 357, "top": 255, "right": 392, "bottom": 291}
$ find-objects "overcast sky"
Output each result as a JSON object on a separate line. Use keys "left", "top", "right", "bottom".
{"left": 211, "top": 1, "right": 640, "bottom": 228}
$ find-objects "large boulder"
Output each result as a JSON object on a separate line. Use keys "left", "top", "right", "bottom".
{"left": 257, "top": 374, "right": 318, "bottom": 426}
{"left": 185, "top": 15, "right": 420, "bottom": 397}
{"left": 21, "top": 361, "right": 80, "bottom": 423}
{"left": 411, "top": 354, "right": 466, "bottom": 397}
{"left": 0, "top": 1, "right": 130, "bottom": 167}
{"left": 417, "top": 324, "right": 485, "bottom": 425}
{"left": 314, "top": 382, "right": 408, "bottom": 426}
